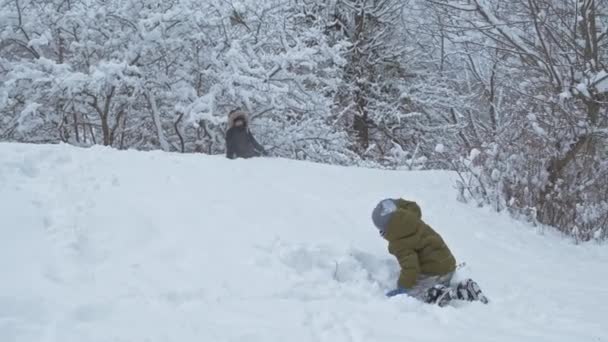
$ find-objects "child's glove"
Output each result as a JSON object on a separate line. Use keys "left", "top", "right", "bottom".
{"left": 386, "top": 288, "right": 409, "bottom": 297}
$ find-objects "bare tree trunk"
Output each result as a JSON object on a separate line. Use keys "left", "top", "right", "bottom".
{"left": 145, "top": 90, "right": 170, "bottom": 152}
{"left": 352, "top": 7, "right": 369, "bottom": 149}
{"left": 174, "top": 113, "right": 185, "bottom": 153}
{"left": 72, "top": 108, "right": 80, "bottom": 143}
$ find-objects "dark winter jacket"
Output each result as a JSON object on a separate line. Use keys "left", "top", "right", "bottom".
{"left": 225, "top": 110, "right": 266, "bottom": 159}
{"left": 226, "top": 126, "right": 266, "bottom": 159}
{"left": 384, "top": 199, "right": 456, "bottom": 289}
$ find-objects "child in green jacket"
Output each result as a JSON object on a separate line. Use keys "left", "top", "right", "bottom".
{"left": 372, "top": 198, "right": 488, "bottom": 306}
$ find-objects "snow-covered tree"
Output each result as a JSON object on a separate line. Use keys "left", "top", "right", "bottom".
{"left": 308, "top": 0, "right": 466, "bottom": 169}
{"left": 0, "top": 0, "right": 357, "bottom": 163}
{"left": 430, "top": 0, "right": 608, "bottom": 240}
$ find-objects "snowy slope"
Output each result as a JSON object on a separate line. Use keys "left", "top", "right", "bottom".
{"left": 1, "top": 143, "right": 607, "bottom": 342}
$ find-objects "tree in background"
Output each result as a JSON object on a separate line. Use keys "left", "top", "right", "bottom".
{"left": 0, "top": 0, "right": 355, "bottom": 163}
{"left": 429, "top": 0, "right": 608, "bottom": 241}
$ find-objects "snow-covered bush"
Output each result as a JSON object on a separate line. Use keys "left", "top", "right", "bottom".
{"left": 432, "top": 0, "right": 608, "bottom": 241}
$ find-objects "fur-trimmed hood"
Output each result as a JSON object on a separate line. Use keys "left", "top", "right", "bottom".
{"left": 228, "top": 110, "right": 249, "bottom": 128}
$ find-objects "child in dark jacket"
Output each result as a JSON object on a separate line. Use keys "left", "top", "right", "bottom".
{"left": 225, "top": 110, "right": 266, "bottom": 159}
{"left": 372, "top": 198, "right": 489, "bottom": 306}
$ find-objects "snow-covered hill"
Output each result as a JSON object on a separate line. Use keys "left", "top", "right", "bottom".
{"left": 1, "top": 143, "right": 606, "bottom": 342}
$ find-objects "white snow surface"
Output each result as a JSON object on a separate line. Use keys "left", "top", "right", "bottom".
{"left": 1, "top": 143, "right": 607, "bottom": 342}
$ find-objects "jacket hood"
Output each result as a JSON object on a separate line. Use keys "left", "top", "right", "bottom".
{"left": 383, "top": 199, "right": 423, "bottom": 242}
{"left": 394, "top": 199, "right": 422, "bottom": 219}
{"left": 228, "top": 110, "right": 249, "bottom": 128}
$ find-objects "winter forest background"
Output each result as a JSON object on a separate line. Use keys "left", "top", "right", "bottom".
{"left": 1, "top": 0, "right": 607, "bottom": 241}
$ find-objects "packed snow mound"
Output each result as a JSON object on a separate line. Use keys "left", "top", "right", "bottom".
{"left": 1, "top": 143, "right": 607, "bottom": 342}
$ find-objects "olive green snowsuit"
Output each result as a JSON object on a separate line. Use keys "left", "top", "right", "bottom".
{"left": 384, "top": 199, "right": 456, "bottom": 289}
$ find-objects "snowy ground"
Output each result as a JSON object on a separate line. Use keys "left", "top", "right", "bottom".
{"left": 1, "top": 143, "right": 607, "bottom": 342}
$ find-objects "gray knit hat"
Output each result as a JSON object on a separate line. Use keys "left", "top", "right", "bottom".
{"left": 372, "top": 198, "right": 397, "bottom": 236}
